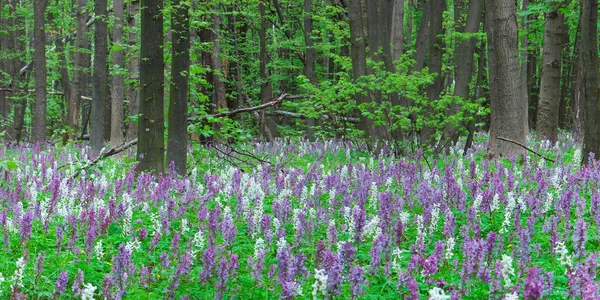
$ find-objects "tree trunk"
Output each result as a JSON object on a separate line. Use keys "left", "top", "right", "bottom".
{"left": 138, "top": 0, "right": 165, "bottom": 174}
{"left": 166, "top": 0, "right": 190, "bottom": 175}
{"left": 71, "top": 0, "right": 87, "bottom": 137}
{"left": 33, "top": 0, "right": 47, "bottom": 143}
{"left": 581, "top": 0, "right": 599, "bottom": 166}
{"left": 391, "top": 0, "right": 405, "bottom": 62}
{"left": 126, "top": 1, "right": 140, "bottom": 141}
{"left": 91, "top": 0, "right": 109, "bottom": 156}
{"left": 440, "top": 0, "right": 483, "bottom": 151}
{"left": 485, "top": 0, "right": 527, "bottom": 158}
{"left": 304, "top": 0, "right": 317, "bottom": 140}
{"left": 535, "top": 3, "right": 565, "bottom": 143}
{"left": 521, "top": 0, "right": 531, "bottom": 132}
{"left": 211, "top": 6, "right": 227, "bottom": 112}
{"left": 348, "top": 0, "right": 374, "bottom": 141}
{"left": 422, "top": 0, "right": 445, "bottom": 143}
{"left": 412, "top": 0, "right": 430, "bottom": 72}
{"left": 258, "top": 2, "right": 273, "bottom": 140}
{"left": 110, "top": 0, "right": 125, "bottom": 146}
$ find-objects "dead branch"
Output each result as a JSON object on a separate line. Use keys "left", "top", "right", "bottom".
{"left": 268, "top": 110, "right": 359, "bottom": 123}
{"left": 187, "top": 93, "right": 308, "bottom": 124}
{"left": 70, "top": 138, "right": 138, "bottom": 178}
{"left": 496, "top": 136, "right": 556, "bottom": 163}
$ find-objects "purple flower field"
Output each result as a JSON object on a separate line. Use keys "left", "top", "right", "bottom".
{"left": 0, "top": 135, "right": 597, "bottom": 299}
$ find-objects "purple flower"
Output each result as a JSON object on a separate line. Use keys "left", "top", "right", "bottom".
{"left": 54, "top": 271, "right": 69, "bottom": 295}
{"left": 222, "top": 216, "right": 237, "bottom": 247}
{"left": 72, "top": 269, "right": 85, "bottom": 296}
{"left": 524, "top": 268, "right": 543, "bottom": 300}
{"left": 20, "top": 209, "right": 33, "bottom": 244}
{"left": 349, "top": 265, "right": 367, "bottom": 299}
{"left": 34, "top": 251, "right": 45, "bottom": 277}
{"left": 199, "top": 247, "right": 215, "bottom": 285}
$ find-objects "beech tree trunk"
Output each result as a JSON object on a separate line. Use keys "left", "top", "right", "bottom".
{"left": 485, "top": 0, "right": 527, "bottom": 158}
{"left": 71, "top": 0, "right": 87, "bottom": 137}
{"left": 110, "top": 0, "right": 125, "bottom": 147}
{"left": 422, "top": 0, "right": 445, "bottom": 144}
{"left": 258, "top": 2, "right": 273, "bottom": 140}
{"left": 582, "top": 0, "right": 599, "bottom": 166}
{"left": 137, "top": 0, "right": 165, "bottom": 174}
{"left": 391, "top": 0, "right": 405, "bottom": 62}
{"left": 166, "top": 0, "right": 190, "bottom": 175}
{"left": 536, "top": 3, "right": 565, "bottom": 143}
{"left": 412, "top": 0, "right": 430, "bottom": 72}
{"left": 91, "top": 0, "right": 108, "bottom": 156}
{"left": 440, "top": 0, "right": 483, "bottom": 151}
{"left": 33, "top": 0, "right": 47, "bottom": 143}
{"left": 304, "top": 0, "right": 316, "bottom": 139}
{"left": 126, "top": 1, "right": 140, "bottom": 141}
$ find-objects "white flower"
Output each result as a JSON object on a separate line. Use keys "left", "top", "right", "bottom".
{"left": 178, "top": 218, "right": 189, "bottom": 234}
{"left": 504, "top": 292, "right": 519, "bottom": 300}
{"left": 368, "top": 182, "right": 378, "bottom": 211}
{"left": 445, "top": 237, "right": 455, "bottom": 261}
{"left": 125, "top": 238, "right": 141, "bottom": 253}
{"left": 428, "top": 287, "right": 451, "bottom": 300}
{"left": 429, "top": 204, "right": 441, "bottom": 233}
{"left": 10, "top": 257, "right": 26, "bottom": 289}
{"left": 311, "top": 269, "right": 327, "bottom": 299}
{"left": 95, "top": 240, "right": 104, "bottom": 260}
{"left": 472, "top": 194, "right": 483, "bottom": 216}
{"left": 501, "top": 254, "right": 515, "bottom": 288}
{"left": 254, "top": 238, "right": 266, "bottom": 259}
{"left": 573, "top": 148, "right": 582, "bottom": 168}
{"left": 500, "top": 192, "right": 516, "bottom": 234}
{"left": 554, "top": 241, "right": 572, "bottom": 267}
{"left": 362, "top": 216, "right": 381, "bottom": 241}
{"left": 81, "top": 283, "right": 97, "bottom": 300}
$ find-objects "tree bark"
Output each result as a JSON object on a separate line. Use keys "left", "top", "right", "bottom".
{"left": 581, "top": 0, "right": 599, "bottom": 165}
{"left": 126, "top": 1, "right": 140, "bottom": 141}
{"left": 33, "top": 0, "right": 47, "bottom": 143}
{"left": 110, "top": 0, "right": 125, "bottom": 146}
{"left": 71, "top": 0, "right": 87, "bottom": 137}
{"left": 485, "top": 0, "right": 527, "bottom": 158}
{"left": 412, "top": 0, "right": 430, "bottom": 72}
{"left": 166, "top": 0, "right": 190, "bottom": 175}
{"left": 138, "top": 0, "right": 165, "bottom": 174}
{"left": 535, "top": 3, "right": 565, "bottom": 143}
{"left": 391, "top": 0, "right": 405, "bottom": 62}
{"left": 440, "top": 0, "right": 482, "bottom": 148}
{"left": 422, "top": 0, "right": 445, "bottom": 143}
{"left": 91, "top": 0, "right": 109, "bottom": 156}
{"left": 348, "top": 0, "right": 373, "bottom": 141}
{"left": 259, "top": 2, "right": 273, "bottom": 140}
{"left": 304, "top": 0, "right": 317, "bottom": 139}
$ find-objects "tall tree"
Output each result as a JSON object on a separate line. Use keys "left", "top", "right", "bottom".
{"left": 536, "top": 3, "right": 565, "bottom": 143}
{"left": 391, "top": 0, "right": 405, "bottom": 62}
{"left": 258, "top": 1, "right": 272, "bottom": 140}
{"left": 304, "top": 0, "right": 316, "bottom": 139}
{"left": 126, "top": 1, "right": 140, "bottom": 141}
{"left": 91, "top": 0, "right": 108, "bottom": 156}
{"left": 167, "top": 0, "right": 190, "bottom": 175}
{"left": 110, "top": 0, "right": 125, "bottom": 146}
{"left": 438, "top": 0, "right": 483, "bottom": 152}
{"left": 582, "top": 0, "right": 599, "bottom": 165}
{"left": 137, "top": 0, "right": 165, "bottom": 174}
{"left": 485, "top": 0, "right": 527, "bottom": 157}
{"left": 347, "top": 0, "right": 372, "bottom": 141}
{"left": 33, "top": 0, "right": 47, "bottom": 142}
{"left": 71, "top": 0, "right": 87, "bottom": 137}
{"left": 422, "top": 0, "right": 446, "bottom": 143}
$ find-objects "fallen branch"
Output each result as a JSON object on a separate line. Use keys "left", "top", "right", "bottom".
{"left": 268, "top": 110, "right": 359, "bottom": 123}
{"left": 187, "top": 93, "right": 308, "bottom": 124}
{"left": 69, "top": 138, "right": 138, "bottom": 178}
{"left": 496, "top": 136, "right": 555, "bottom": 163}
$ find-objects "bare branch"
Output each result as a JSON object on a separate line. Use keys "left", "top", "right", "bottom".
{"left": 496, "top": 136, "right": 556, "bottom": 163}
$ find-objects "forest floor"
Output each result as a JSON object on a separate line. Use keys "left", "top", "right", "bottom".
{"left": 0, "top": 133, "right": 594, "bottom": 299}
